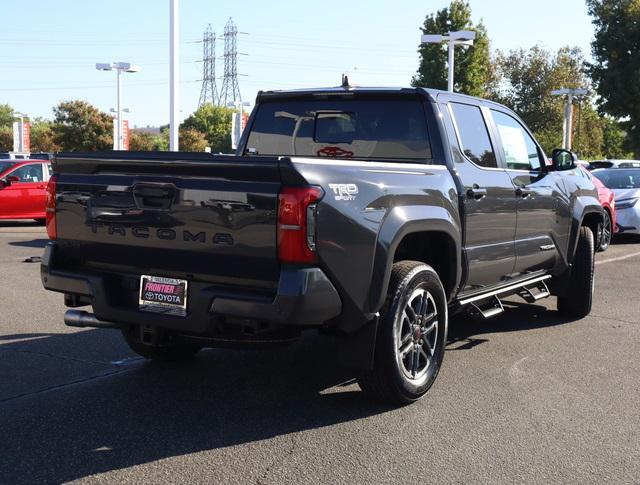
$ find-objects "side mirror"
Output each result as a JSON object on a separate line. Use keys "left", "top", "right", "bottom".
{"left": 0, "top": 176, "right": 18, "bottom": 187}
{"left": 551, "top": 148, "right": 577, "bottom": 171}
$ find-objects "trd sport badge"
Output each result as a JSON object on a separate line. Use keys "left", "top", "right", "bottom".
{"left": 329, "top": 183, "right": 358, "bottom": 201}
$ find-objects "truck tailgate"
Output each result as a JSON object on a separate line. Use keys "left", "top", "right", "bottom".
{"left": 53, "top": 153, "right": 287, "bottom": 289}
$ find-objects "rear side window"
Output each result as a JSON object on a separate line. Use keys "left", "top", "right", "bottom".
{"left": 449, "top": 103, "right": 497, "bottom": 168}
{"left": 246, "top": 98, "right": 432, "bottom": 161}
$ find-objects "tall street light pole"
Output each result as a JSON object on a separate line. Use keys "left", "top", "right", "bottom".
{"left": 551, "top": 88, "right": 588, "bottom": 150}
{"left": 96, "top": 62, "right": 140, "bottom": 150}
{"left": 170, "top": 0, "right": 179, "bottom": 151}
{"left": 421, "top": 30, "right": 476, "bottom": 92}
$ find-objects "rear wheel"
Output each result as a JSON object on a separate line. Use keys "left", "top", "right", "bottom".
{"left": 596, "top": 210, "right": 612, "bottom": 252}
{"left": 357, "top": 261, "right": 447, "bottom": 405}
{"left": 121, "top": 325, "right": 202, "bottom": 362}
{"left": 557, "top": 227, "right": 595, "bottom": 318}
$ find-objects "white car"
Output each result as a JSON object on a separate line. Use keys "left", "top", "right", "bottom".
{"left": 593, "top": 168, "right": 640, "bottom": 235}
{"left": 590, "top": 159, "right": 640, "bottom": 170}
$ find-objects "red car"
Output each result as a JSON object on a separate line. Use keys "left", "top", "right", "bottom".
{"left": 579, "top": 165, "right": 617, "bottom": 251}
{"left": 0, "top": 159, "right": 53, "bottom": 222}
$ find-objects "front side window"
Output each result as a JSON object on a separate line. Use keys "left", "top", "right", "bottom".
{"left": 492, "top": 110, "right": 542, "bottom": 171}
{"left": 449, "top": 103, "right": 497, "bottom": 168}
{"left": 8, "top": 163, "right": 44, "bottom": 183}
{"left": 246, "top": 98, "right": 432, "bottom": 161}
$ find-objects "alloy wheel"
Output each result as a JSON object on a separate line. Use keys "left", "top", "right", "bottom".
{"left": 394, "top": 287, "right": 439, "bottom": 383}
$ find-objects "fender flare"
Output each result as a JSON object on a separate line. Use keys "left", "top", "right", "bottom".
{"left": 568, "top": 197, "right": 604, "bottom": 262}
{"left": 367, "top": 205, "right": 462, "bottom": 313}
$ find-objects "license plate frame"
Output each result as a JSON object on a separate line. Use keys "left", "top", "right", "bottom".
{"left": 139, "top": 275, "right": 188, "bottom": 317}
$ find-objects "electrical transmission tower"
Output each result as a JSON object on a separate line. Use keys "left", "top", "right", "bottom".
{"left": 198, "top": 24, "right": 219, "bottom": 107}
{"left": 219, "top": 18, "right": 242, "bottom": 107}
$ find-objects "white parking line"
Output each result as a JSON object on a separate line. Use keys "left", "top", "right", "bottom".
{"left": 596, "top": 250, "right": 640, "bottom": 265}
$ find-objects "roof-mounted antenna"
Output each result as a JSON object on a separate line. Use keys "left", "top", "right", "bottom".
{"left": 341, "top": 73, "right": 350, "bottom": 88}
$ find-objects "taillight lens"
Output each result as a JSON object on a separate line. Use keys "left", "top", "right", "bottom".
{"left": 45, "top": 175, "right": 57, "bottom": 240}
{"left": 278, "top": 186, "right": 323, "bottom": 264}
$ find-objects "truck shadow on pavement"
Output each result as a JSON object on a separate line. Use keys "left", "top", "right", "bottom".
{"left": 0, "top": 329, "right": 391, "bottom": 484}
{"left": 0, "top": 302, "right": 575, "bottom": 484}
{"left": 8, "top": 238, "right": 49, "bottom": 248}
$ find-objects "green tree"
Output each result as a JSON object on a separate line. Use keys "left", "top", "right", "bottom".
{"left": 0, "top": 104, "right": 14, "bottom": 128}
{"left": 52, "top": 100, "right": 113, "bottom": 151}
{"left": 412, "top": 0, "right": 492, "bottom": 97}
{"left": 30, "top": 118, "right": 60, "bottom": 152}
{"left": 181, "top": 104, "right": 234, "bottom": 153}
{"left": 129, "top": 131, "right": 167, "bottom": 151}
{"left": 493, "top": 45, "right": 606, "bottom": 158}
{"left": 587, "top": 0, "right": 640, "bottom": 156}
{"left": 178, "top": 127, "right": 208, "bottom": 152}
{"left": 602, "top": 116, "right": 634, "bottom": 159}
{"left": 0, "top": 126, "right": 12, "bottom": 152}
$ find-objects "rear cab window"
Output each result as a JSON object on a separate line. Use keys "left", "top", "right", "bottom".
{"left": 245, "top": 96, "right": 432, "bottom": 162}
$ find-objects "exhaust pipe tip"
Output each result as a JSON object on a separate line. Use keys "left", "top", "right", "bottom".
{"left": 64, "top": 310, "right": 121, "bottom": 329}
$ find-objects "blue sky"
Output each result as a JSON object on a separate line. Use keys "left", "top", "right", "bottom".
{"left": 1, "top": 0, "right": 594, "bottom": 127}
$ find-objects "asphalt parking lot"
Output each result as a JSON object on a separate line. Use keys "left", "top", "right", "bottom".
{"left": 1, "top": 222, "right": 639, "bottom": 484}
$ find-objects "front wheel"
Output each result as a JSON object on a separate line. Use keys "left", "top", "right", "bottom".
{"left": 357, "top": 261, "right": 448, "bottom": 405}
{"left": 557, "top": 226, "right": 595, "bottom": 318}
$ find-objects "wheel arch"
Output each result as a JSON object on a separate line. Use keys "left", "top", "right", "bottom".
{"left": 368, "top": 206, "right": 462, "bottom": 314}
{"left": 569, "top": 205, "right": 603, "bottom": 261}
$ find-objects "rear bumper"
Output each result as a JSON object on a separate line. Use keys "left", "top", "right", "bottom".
{"left": 41, "top": 242, "right": 342, "bottom": 334}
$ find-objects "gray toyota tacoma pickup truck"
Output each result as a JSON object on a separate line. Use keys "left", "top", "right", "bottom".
{"left": 41, "top": 87, "right": 603, "bottom": 404}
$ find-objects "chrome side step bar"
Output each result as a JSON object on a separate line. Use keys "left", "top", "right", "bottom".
{"left": 469, "top": 295, "right": 505, "bottom": 320}
{"left": 458, "top": 275, "right": 552, "bottom": 306}
{"left": 460, "top": 275, "right": 553, "bottom": 320}
{"left": 518, "top": 280, "right": 551, "bottom": 303}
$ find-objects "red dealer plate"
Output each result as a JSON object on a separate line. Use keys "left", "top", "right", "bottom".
{"left": 139, "top": 275, "right": 188, "bottom": 317}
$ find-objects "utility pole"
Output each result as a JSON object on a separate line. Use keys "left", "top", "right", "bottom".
{"left": 551, "top": 88, "right": 588, "bottom": 150}
{"left": 421, "top": 30, "right": 476, "bottom": 92}
{"left": 170, "top": 0, "right": 179, "bottom": 151}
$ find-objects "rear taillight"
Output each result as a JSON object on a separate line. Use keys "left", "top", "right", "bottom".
{"left": 45, "top": 175, "right": 57, "bottom": 240}
{"left": 277, "top": 186, "right": 323, "bottom": 264}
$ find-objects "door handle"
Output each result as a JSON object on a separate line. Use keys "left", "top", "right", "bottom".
{"left": 466, "top": 185, "right": 487, "bottom": 200}
{"left": 516, "top": 187, "right": 533, "bottom": 199}
{"left": 132, "top": 183, "right": 176, "bottom": 210}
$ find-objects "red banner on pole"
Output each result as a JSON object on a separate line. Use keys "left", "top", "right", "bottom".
{"left": 122, "top": 120, "right": 130, "bottom": 151}
{"left": 23, "top": 121, "right": 30, "bottom": 153}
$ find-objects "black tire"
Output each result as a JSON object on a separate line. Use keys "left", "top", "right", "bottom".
{"left": 357, "top": 261, "right": 448, "bottom": 405}
{"left": 557, "top": 226, "right": 595, "bottom": 318}
{"left": 121, "top": 326, "right": 202, "bottom": 362}
{"left": 596, "top": 210, "right": 612, "bottom": 252}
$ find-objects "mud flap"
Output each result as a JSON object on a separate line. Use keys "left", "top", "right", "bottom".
{"left": 335, "top": 316, "right": 379, "bottom": 370}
